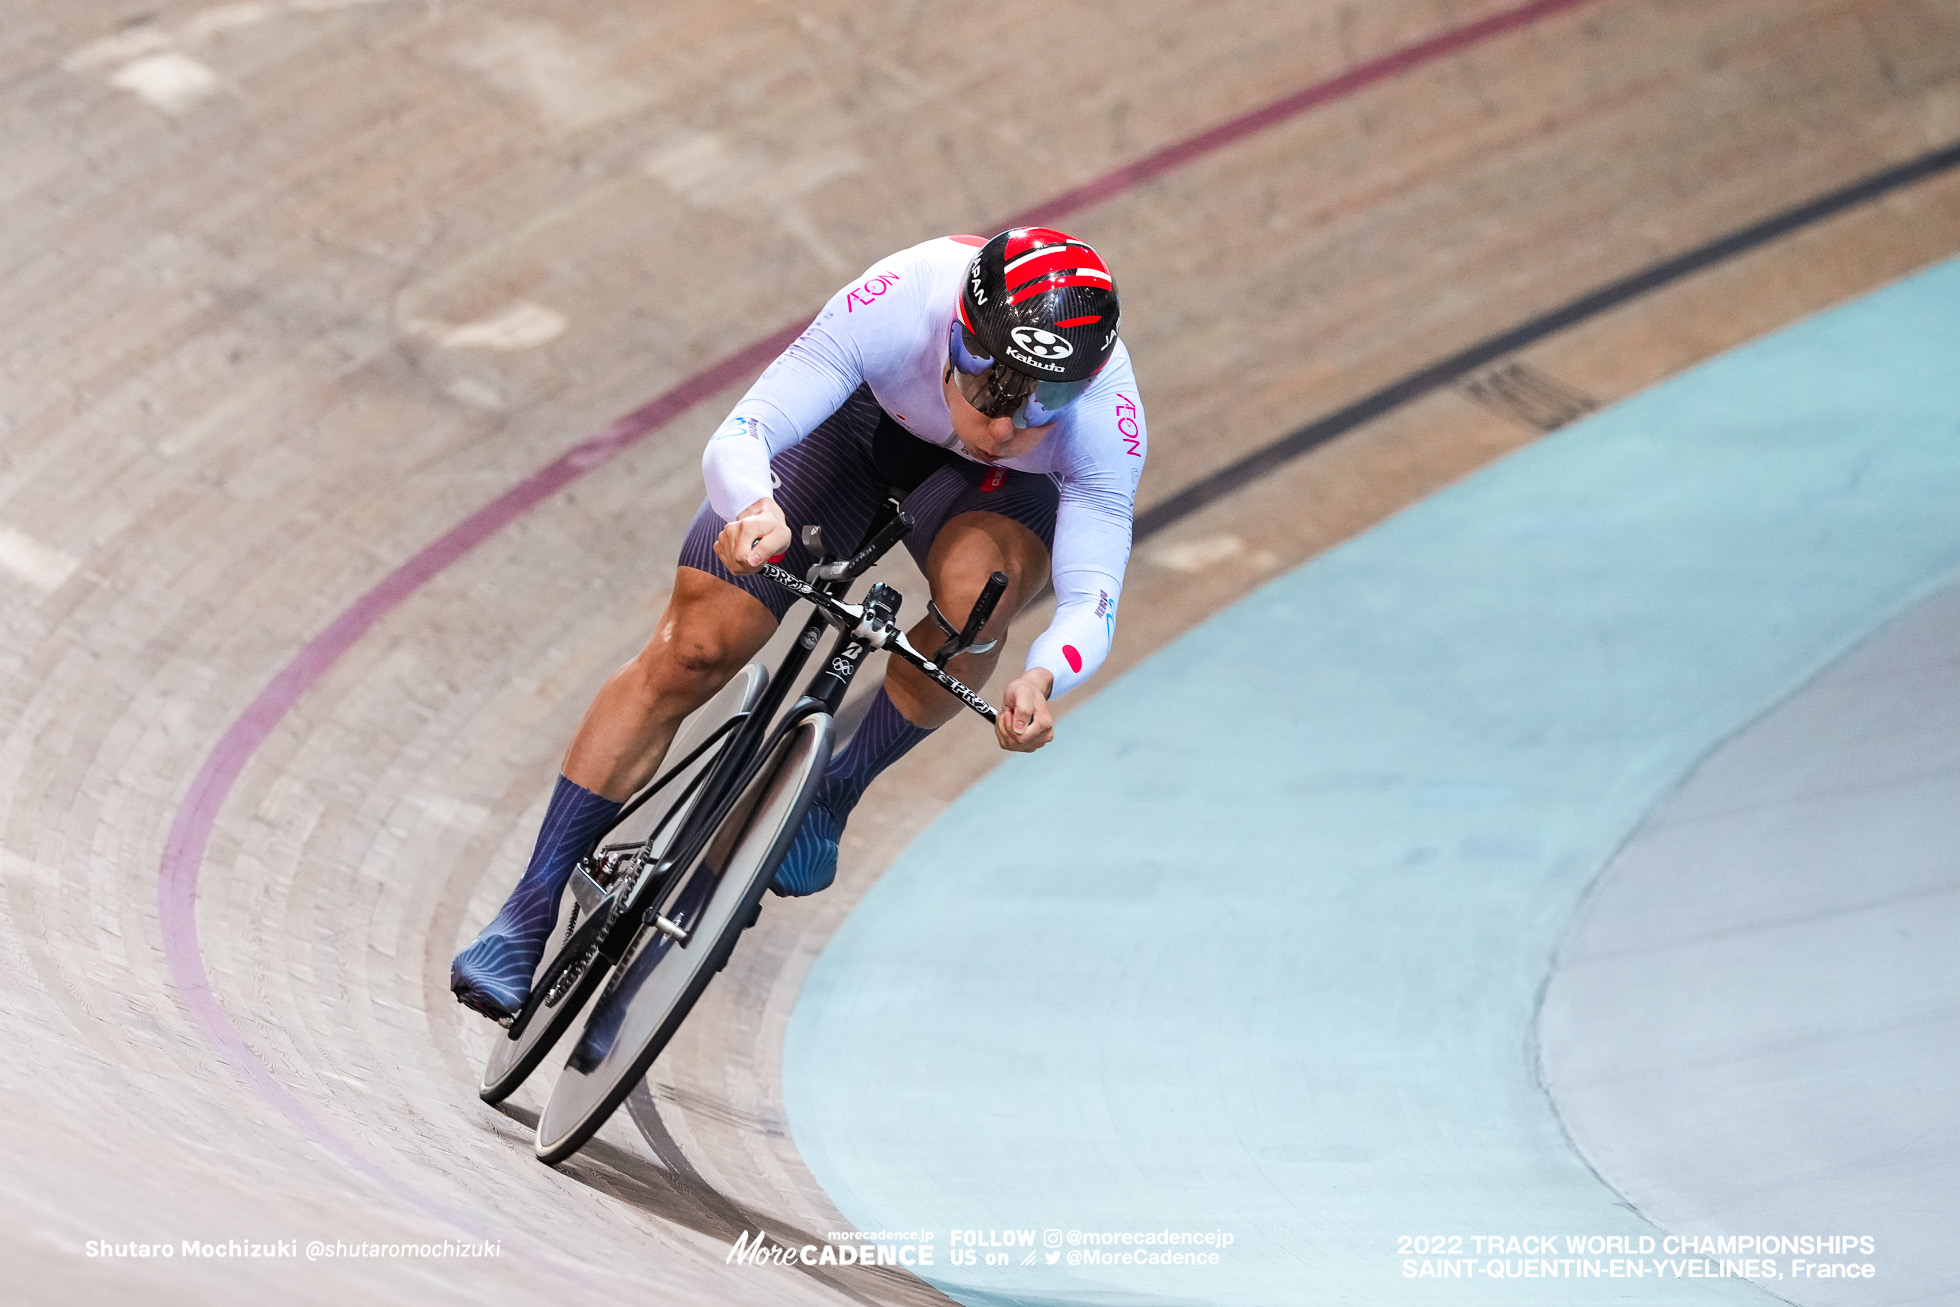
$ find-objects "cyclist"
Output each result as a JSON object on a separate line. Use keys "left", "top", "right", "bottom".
{"left": 453, "top": 227, "right": 1148, "bottom": 1020}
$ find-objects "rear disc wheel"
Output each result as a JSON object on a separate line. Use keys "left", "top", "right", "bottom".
{"left": 533, "top": 712, "right": 833, "bottom": 1164}
{"left": 475, "top": 665, "right": 766, "bottom": 1104}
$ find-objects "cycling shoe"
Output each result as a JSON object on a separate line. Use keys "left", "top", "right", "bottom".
{"left": 449, "top": 932, "right": 540, "bottom": 1021}
{"left": 770, "top": 800, "right": 843, "bottom": 897}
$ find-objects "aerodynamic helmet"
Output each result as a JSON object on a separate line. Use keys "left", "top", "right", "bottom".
{"left": 948, "top": 228, "right": 1119, "bottom": 427}
{"left": 957, "top": 227, "right": 1119, "bottom": 385}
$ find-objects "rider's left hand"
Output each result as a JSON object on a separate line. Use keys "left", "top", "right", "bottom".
{"left": 995, "top": 669, "right": 1055, "bottom": 753}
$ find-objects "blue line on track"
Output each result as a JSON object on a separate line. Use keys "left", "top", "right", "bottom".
{"left": 784, "top": 257, "right": 1960, "bottom": 1304}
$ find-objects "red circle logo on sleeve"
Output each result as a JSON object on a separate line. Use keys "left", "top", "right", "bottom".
{"left": 1063, "top": 645, "right": 1083, "bottom": 673}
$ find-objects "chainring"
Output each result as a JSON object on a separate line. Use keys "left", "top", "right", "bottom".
{"left": 540, "top": 849, "right": 664, "bottom": 1009}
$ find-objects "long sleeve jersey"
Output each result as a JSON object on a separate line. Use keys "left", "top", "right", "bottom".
{"left": 701, "top": 235, "right": 1147, "bottom": 697}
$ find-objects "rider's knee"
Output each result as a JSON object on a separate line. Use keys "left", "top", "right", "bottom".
{"left": 652, "top": 615, "right": 744, "bottom": 686}
{"left": 927, "top": 514, "right": 1047, "bottom": 638}
{"left": 639, "top": 577, "right": 772, "bottom": 695}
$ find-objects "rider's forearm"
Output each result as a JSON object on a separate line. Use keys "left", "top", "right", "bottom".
{"left": 702, "top": 417, "right": 775, "bottom": 519}
{"left": 1026, "top": 568, "right": 1122, "bottom": 698}
{"left": 1034, "top": 471, "right": 1136, "bottom": 698}
{"left": 701, "top": 309, "right": 862, "bottom": 518}
{"left": 1017, "top": 666, "right": 1056, "bottom": 697}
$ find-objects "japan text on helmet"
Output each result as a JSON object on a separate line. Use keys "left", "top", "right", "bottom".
{"left": 958, "top": 227, "right": 1120, "bottom": 386}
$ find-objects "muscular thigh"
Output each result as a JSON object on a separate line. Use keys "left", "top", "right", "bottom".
{"left": 657, "top": 564, "right": 778, "bottom": 681}
{"left": 922, "top": 511, "right": 1051, "bottom": 637}
{"left": 905, "top": 459, "right": 1058, "bottom": 620}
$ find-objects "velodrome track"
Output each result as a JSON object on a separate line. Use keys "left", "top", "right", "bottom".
{"left": 4, "top": 2, "right": 1958, "bottom": 1303}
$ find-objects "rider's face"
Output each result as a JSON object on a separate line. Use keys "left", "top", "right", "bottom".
{"left": 942, "top": 368, "right": 1055, "bottom": 463}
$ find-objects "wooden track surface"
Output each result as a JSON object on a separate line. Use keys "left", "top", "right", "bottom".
{"left": 3, "top": 1, "right": 1958, "bottom": 1302}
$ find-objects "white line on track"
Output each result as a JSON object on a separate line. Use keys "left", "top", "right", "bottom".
{"left": 0, "top": 524, "right": 80, "bottom": 593}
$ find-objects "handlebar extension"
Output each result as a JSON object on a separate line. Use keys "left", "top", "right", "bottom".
{"left": 931, "top": 570, "right": 1008, "bottom": 663}
{"left": 809, "top": 505, "right": 914, "bottom": 584}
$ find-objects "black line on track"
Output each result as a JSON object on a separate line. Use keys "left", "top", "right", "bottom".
{"left": 1134, "top": 138, "right": 1960, "bottom": 541}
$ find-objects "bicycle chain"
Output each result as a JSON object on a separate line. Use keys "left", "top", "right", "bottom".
{"left": 580, "top": 854, "right": 659, "bottom": 1013}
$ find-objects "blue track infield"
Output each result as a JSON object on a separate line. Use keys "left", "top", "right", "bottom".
{"left": 783, "top": 256, "right": 1960, "bottom": 1305}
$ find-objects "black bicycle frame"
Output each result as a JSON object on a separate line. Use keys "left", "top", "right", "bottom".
{"left": 587, "top": 491, "right": 1006, "bottom": 964}
{"left": 596, "top": 510, "right": 908, "bottom": 956}
{"left": 595, "top": 711, "right": 750, "bottom": 847}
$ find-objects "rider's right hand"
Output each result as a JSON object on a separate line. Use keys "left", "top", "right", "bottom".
{"left": 995, "top": 668, "right": 1055, "bottom": 753}
{"left": 714, "top": 497, "right": 792, "bottom": 575}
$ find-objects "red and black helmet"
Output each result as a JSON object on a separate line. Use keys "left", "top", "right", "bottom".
{"left": 958, "top": 227, "right": 1120, "bottom": 386}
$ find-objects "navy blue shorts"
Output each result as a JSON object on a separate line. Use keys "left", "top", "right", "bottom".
{"left": 679, "top": 387, "right": 1059, "bottom": 621}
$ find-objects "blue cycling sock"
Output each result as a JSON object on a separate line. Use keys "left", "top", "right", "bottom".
{"left": 772, "top": 687, "right": 932, "bottom": 897}
{"left": 818, "top": 685, "right": 934, "bottom": 817}
{"left": 452, "top": 774, "right": 621, "bottom": 1013}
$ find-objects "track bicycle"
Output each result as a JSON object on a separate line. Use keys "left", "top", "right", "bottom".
{"left": 476, "top": 497, "right": 1006, "bottom": 1164}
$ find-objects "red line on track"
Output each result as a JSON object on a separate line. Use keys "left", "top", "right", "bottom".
{"left": 1004, "top": 0, "right": 1601, "bottom": 228}
{"left": 155, "top": 0, "right": 1605, "bottom": 1233}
